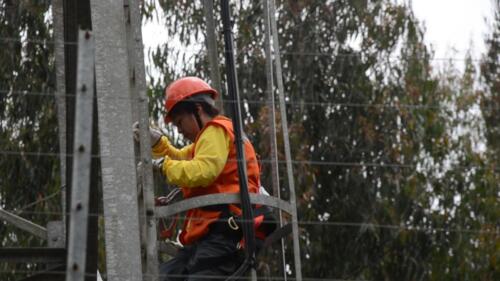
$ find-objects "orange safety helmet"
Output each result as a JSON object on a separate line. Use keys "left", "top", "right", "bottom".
{"left": 164, "top": 77, "right": 219, "bottom": 123}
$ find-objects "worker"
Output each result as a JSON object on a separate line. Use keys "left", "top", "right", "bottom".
{"left": 135, "top": 76, "right": 262, "bottom": 281}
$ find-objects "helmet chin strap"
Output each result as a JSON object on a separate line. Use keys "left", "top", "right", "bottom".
{"left": 194, "top": 106, "right": 204, "bottom": 131}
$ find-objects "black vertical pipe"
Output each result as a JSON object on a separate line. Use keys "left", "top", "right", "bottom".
{"left": 221, "top": 0, "right": 256, "bottom": 278}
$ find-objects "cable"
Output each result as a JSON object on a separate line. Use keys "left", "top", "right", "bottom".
{"left": 0, "top": 149, "right": 498, "bottom": 173}
{"left": 2, "top": 88, "right": 496, "bottom": 110}
{"left": 0, "top": 34, "right": 488, "bottom": 62}
{"left": 13, "top": 186, "right": 63, "bottom": 215}
{"left": 5, "top": 205, "right": 500, "bottom": 236}
{"left": 2, "top": 90, "right": 498, "bottom": 115}
{"left": 3, "top": 209, "right": 497, "bottom": 235}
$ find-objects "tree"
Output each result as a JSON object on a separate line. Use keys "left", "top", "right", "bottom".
{"left": 0, "top": 1, "right": 60, "bottom": 280}
{"left": 480, "top": 1, "right": 500, "bottom": 163}
{"left": 144, "top": 0, "right": 498, "bottom": 280}
{"left": 0, "top": 0, "right": 496, "bottom": 280}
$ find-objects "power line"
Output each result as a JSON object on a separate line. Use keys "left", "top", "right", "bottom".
{"left": 2, "top": 89, "right": 498, "bottom": 112}
{"left": 0, "top": 35, "right": 489, "bottom": 62}
{"left": 0, "top": 149, "right": 498, "bottom": 172}
{"left": 13, "top": 187, "right": 64, "bottom": 215}
{"left": 4, "top": 209, "right": 498, "bottom": 236}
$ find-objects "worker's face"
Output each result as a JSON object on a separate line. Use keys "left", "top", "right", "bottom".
{"left": 172, "top": 112, "right": 199, "bottom": 142}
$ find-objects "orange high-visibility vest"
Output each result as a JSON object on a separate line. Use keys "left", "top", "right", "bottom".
{"left": 179, "top": 116, "right": 260, "bottom": 245}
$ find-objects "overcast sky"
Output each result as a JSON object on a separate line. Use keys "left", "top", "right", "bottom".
{"left": 404, "top": 0, "right": 494, "bottom": 68}
{"left": 143, "top": 0, "right": 496, "bottom": 72}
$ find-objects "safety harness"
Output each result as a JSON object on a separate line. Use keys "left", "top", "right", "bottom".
{"left": 207, "top": 204, "right": 278, "bottom": 250}
{"left": 156, "top": 188, "right": 278, "bottom": 247}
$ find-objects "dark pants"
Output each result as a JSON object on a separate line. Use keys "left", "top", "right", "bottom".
{"left": 159, "top": 232, "right": 243, "bottom": 281}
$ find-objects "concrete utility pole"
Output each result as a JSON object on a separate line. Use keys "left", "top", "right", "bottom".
{"left": 124, "top": 0, "right": 159, "bottom": 279}
{"left": 90, "top": 0, "right": 144, "bottom": 280}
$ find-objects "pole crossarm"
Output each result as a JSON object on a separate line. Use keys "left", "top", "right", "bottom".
{"left": 0, "top": 208, "right": 47, "bottom": 240}
{"left": 155, "top": 193, "right": 293, "bottom": 218}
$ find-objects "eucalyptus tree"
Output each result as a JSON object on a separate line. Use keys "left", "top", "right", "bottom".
{"left": 142, "top": 0, "right": 498, "bottom": 280}
{"left": 480, "top": 1, "right": 500, "bottom": 162}
{"left": 0, "top": 1, "right": 60, "bottom": 280}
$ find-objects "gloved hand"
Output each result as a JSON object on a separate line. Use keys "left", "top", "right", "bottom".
{"left": 155, "top": 188, "right": 182, "bottom": 206}
{"left": 133, "top": 121, "right": 162, "bottom": 147}
{"left": 152, "top": 157, "right": 165, "bottom": 171}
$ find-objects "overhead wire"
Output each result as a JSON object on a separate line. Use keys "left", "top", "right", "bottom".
{"left": 1, "top": 5, "right": 498, "bottom": 279}
{"left": 2, "top": 88, "right": 498, "bottom": 113}
{"left": 0, "top": 149, "right": 498, "bottom": 173}
{"left": 13, "top": 186, "right": 64, "bottom": 215}
{"left": 0, "top": 35, "right": 488, "bottom": 61}
{"left": 2, "top": 207, "right": 498, "bottom": 236}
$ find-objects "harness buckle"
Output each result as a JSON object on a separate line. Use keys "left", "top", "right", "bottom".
{"left": 227, "top": 216, "right": 239, "bottom": 230}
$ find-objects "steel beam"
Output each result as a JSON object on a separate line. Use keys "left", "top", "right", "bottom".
{"left": 0, "top": 248, "right": 66, "bottom": 263}
{"left": 0, "top": 208, "right": 47, "bottom": 240}
{"left": 65, "top": 30, "right": 95, "bottom": 281}
{"left": 20, "top": 265, "right": 66, "bottom": 281}
{"left": 269, "top": 1, "right": 303, "bottom": 280}
{"left": 263, "top": 1, "right": 288, "bottom": 279}
{"left": 51, "top": 0, "right": 67, "bottom": 233}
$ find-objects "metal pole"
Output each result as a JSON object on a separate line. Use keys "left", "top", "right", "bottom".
{"left": 203, "top": 0, "right": 224, "bottom": 113}
{"left": 52, "top": 0, "right": 67, "bottom": 237}
{"left": 262, "top": 1, "right": 287, "bottom": 280}
{"left": 263, "top": 0, "right": 280, "bottom": 213}
{"left": 91, "top": 0, "right": 144, "bottom": 280}
{"left": 0, "top": 208, "right": 47, "bottom": 240}
{"left": 66, "top": 30, "right": 95, "bottom": 281}
{"left": 221, "top": 1, "right": 256, "bottom": 280}
{"left": 269, "top": 1, "right": 303, "bottom": 280}
{"left": 124, "top": 0, "right": 159, "bottom": 279}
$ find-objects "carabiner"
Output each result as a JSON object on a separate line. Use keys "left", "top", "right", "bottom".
{"left": 227, "top": 216, "right": 239, "bottom": 230}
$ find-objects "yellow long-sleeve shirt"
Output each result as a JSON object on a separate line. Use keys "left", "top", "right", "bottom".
{"left": 152, "top": 125, "right": 231, "bottom": 188}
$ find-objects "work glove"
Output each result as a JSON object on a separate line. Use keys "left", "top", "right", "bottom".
{"left": 133, "top": 121, "right": 162, "bottom": 147}
{"left": 155, "top": 188, "right": 182, "bottom": 206}
{"left": 152, "top": 157, "right": 165, "bottom": 171}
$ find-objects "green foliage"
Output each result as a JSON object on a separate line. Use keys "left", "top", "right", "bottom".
{"left": 480, "top": 2, "right": 500, "bottom": 164}
{"left": 0, "top": 1, "right": 60, "bottom": 280}
{"left": 0, "top": 0, "right": 497, "bottom": 280}
{"left": 144, "top": 0, "right": 499, "bottom": 280}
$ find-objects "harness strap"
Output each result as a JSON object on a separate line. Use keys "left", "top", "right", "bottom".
{"left": 263, "top": 223, "right": 292, "bottom": 248}
{"left": 207, "top": 204, "right": 277, "bottom": 249}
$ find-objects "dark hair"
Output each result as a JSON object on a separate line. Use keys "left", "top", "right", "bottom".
{"left": 169, "top": 98, "right": 219, "bottom": 120}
